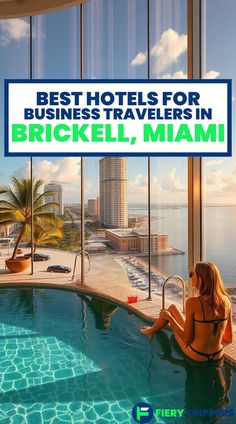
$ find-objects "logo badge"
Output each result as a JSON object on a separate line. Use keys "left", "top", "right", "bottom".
{"left": 132, "top": 402, "right": 153, "bottom": 423}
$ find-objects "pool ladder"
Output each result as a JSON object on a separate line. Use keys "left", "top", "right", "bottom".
{"left": 162, "top": 275, "right": 186, "bottom": 313}
{"left": 71, "top": 250, "right": 91, "bottom": 281}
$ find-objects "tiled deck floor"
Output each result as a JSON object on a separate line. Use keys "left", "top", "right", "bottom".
{"left": 0, "top": 249, "right": 235, "bottom": 366}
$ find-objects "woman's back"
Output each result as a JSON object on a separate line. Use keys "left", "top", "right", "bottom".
{"left": 191, "top": 294, "right": 231, "bottom": 354}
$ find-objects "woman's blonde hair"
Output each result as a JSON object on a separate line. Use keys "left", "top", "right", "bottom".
{"left": 194, "top": 261, "right": 229, "bottom": 315}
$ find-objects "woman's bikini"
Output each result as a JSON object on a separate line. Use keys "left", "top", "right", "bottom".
{"left": 188, "top": 297, "right": 228, "bottom": 361}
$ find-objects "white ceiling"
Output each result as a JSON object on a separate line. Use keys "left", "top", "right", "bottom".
{"left": 0, "top": 0, "right": 86, "bottom": 19}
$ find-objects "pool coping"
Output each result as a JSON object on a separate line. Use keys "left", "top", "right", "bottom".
{"left": 0, "top": 279, "right": 235, "bottom": 369}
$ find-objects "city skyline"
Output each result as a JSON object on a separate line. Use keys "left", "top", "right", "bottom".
{"left": 1, "top": 155, "right": 236, "bottom": 206}
{"left": 0, "top": 1, "right": 236, "bottom": 205}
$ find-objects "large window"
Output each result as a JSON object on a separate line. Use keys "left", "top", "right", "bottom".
{"left": 202, "top": 0, "right": 236, "bottom": 297}
{"left": 0, "top": 1, "right": 193, "bottom": 302}
{"left": 0, "top": 18, "right": 30, "bottom": 258}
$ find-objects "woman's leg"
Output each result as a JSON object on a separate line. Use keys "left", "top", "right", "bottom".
{"left": 168, "top": 304, "right": 185, "bottom": 328}
{"left": 140, "top": 316, "right": 169, "bottom": 338}
{"left": 140, "top": 304, "right": 185, "bottom": 339}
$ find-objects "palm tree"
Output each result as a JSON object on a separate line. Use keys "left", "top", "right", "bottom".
{"left": 23, "top": 216, "right": 64, "bottom": 253}
{"left": 0, "top": 177, "right": 59, "bottom": 260}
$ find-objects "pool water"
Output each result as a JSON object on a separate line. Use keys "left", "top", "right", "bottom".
{"left": 0, "top": 288, "right": 235, "bottom": 424}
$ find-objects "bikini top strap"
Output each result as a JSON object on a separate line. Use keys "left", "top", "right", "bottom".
{"left": 199, "top": 297, "right": 206, "bottom": 321}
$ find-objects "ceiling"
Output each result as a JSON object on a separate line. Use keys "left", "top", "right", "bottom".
{"left": 0, "top": 0, "right": 86, "bottom": 19}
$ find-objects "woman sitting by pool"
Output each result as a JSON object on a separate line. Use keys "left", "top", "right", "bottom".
{"left": 140, "top": 261, "right": 233, "bottom": 362}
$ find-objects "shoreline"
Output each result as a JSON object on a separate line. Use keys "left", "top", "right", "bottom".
{"left": 131, "top": 255, "right": 236, "bottom": 319}
{"left": 131, "top": 255, "right": 170, "bottom": 279}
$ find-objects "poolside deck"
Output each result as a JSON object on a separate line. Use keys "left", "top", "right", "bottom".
{"left": 0, "top": 249, "right": 235, "bottom": 367}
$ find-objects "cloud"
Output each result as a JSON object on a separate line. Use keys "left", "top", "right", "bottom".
{"left": 205, "top": 168, "right": 236, "bottom": 201}
{"left": 203, "top": 70, "right": 220, "bottom": 79}
{"left": 162, "top": 168, "right": 186, "bottom": 193}
{"left": 37, "top": 158, "right": 81, "bottom": 184}
{"left": 151, "top": 29, "right": 187, "bottom": 73}
{"left": 128, "top": 169, "right": 187, "bottom": 204}
{"left": 205, "top": 159, "right": 224, "bottom": 167}
{"left": 131, "top": 29, "right": 187, "bottom": 75}
{"left": 128, "top": 174, "right": 159, "bottom": 192}
{"left": 0, "top": 19, "right": 29, "bottom": 47}
{"left": 13, "top": 161, "right": 31, "bottom": 180}
{"left": 63, "top": 186, "right": 76, "bottom": 194}
{"left": 131, "top": 30, "right": 220, "bottom": 82}
{"left": 158, "top": 69, "right": 220, "bottom": 80}
{"left": 161, "top": 71, "right": 187, "bottom": 79}
{"left": 153, "top": 69, "right": 220, "bottom": 80}
{"left": 128, "top": 174, "right": 161, "bottom": 202}
{"left": 14, "top": 158, "right": 81, "bottom": 185}
{"left": 131, "top": 52, "right": 147, "bottom": 66}
{"left": 221, "top": 181, "right": 236, "bottom": 193}
{"left": 128, "top": 173, "right": 148, "bottom": 195}
{"left": 206, "top": 169, "right": 222, "bottom": 186}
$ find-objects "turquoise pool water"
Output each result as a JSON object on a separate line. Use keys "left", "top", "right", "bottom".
{"left": 0, "top": 288, "right": 235, "bottom": 424}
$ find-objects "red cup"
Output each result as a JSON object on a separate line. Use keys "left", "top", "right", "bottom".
{"left": 128, "top": 296, "right": 138, "bottom": 303}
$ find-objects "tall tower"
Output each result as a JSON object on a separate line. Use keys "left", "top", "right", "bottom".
{"left": 44, "top": 182, "right": 64, "bottom": 216}
{"left": 99, "top": 157, "right": 128, "bottom": 228}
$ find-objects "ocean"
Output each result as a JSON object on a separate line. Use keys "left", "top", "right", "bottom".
{"left": 129, "top": 205, "right": 236, "bottom": 288}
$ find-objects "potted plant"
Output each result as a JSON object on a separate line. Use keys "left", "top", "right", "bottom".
{"left": 0, "top": 177, "right": 58, "bottom": 273}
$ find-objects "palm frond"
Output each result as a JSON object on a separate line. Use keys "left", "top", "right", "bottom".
{"left": 0, "top": 200, "right": 19, "bottom": 210}
{"left": 0, "top": 186, "right": 10, "bottom": 195}
{"left": 0, "top": 212, "right": 18, "bottom": 224}
{"left": 0, "top": 176, "right": 65, "bottom": 256}
{"left": 34, "top": 203, "right": 59, "bottom": 214}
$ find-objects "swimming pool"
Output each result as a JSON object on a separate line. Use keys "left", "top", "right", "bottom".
{"left": 0, "top": 288, "right": 235, "bottom": 423}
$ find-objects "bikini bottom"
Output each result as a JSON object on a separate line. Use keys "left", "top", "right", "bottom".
{"left": 187, "top": 343, "right": 224, "bottom": 365}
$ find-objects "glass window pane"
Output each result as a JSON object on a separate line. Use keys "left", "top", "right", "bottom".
{"left": 83, "top": 0, "right": 149, "bottom": 290}
{"left": 84, "top": 0, "right": 147, "bottom": 79}
{"left": 32, "top": 9, "right": 81, "bottom": 270}
{"left": 150, "top": 0, "right": 188, "bottom": 299}
{"left": 202, "top": 0, "right": 236, "bottom": 322}
{"left": 150, "top": 0, "right": 187, "bottom": 79}
{"left": 33, "top": 8, "right": 80, "bottom": 78}
{"left": 0, "top": 18, "right": 30, "bottom": 262}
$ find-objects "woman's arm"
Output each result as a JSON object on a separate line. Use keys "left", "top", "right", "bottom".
{"left": 222, "top": 308, "right": 233, "bottom": 344}
{"left": 160, "top": 298, "right": 195, "bottom": 344}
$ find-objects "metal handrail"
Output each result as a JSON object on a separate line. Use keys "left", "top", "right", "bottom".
{"left": 162, "top": 275, "right": 186, "bottom": 313}
{"left": 72, "top": 250, "right": 91, "bottom": 280}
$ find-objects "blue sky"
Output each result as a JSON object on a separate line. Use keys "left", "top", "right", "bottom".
{"left": 0, "top": 0, "right": 236, "bottom": 204}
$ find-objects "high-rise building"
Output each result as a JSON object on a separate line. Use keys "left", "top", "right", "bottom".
{"left": 88, "top": 197, "right": 100, "bottom": 220}
{"left": 44, "top": 182, "right": 64, "bottom": 216}
{"left": 96, "top": 196, "right": 100, "bottom": 220}
{"left": 99, "top": 157, "right": 128, "bottom": 228}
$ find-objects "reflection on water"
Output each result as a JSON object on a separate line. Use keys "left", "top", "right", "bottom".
{"left": 152, "top": 331, "right": 234, "bottom": 424}
{"left": 0, "top": 288, "right": 234, "bottom": 423}
{"left": 80, "top": 294, "right": 119, "bottom": 330}
{"left": 0, "top": 288, "right": 35, "bottom": 316}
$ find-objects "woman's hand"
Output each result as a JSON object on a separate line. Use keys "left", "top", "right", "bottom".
{"left": 159, "top": 309, "right": 172, "bottom": 321}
